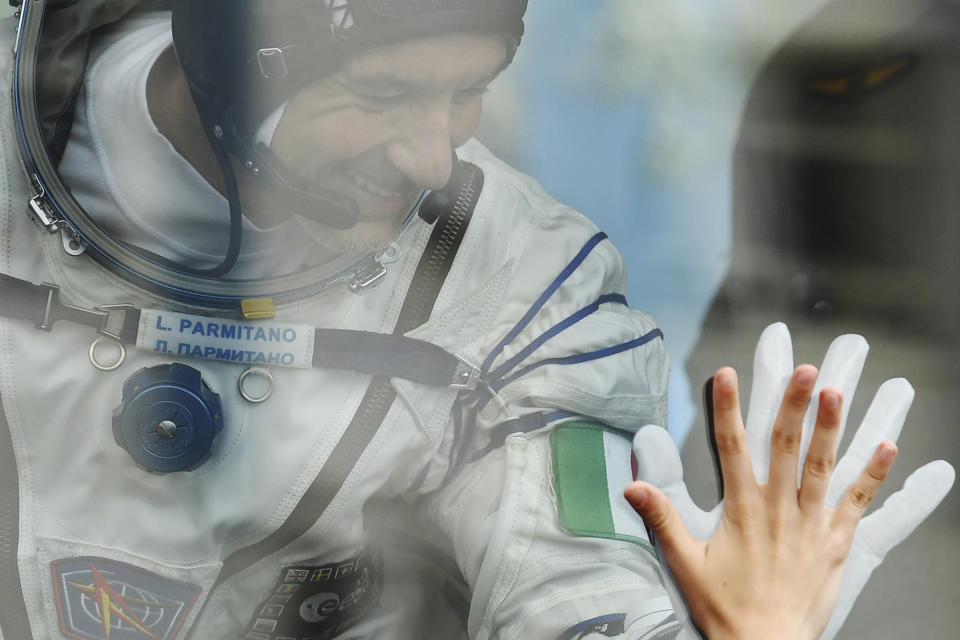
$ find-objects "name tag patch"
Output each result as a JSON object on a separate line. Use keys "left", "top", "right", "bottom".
{"left": 138, "top": 309, "right": 314, "bottom": 369}
{"left": 51, "top": 556, "right": 201, "bottom": 640}
{"left": 243, "top": 547, "right": 383, "bottom": 640}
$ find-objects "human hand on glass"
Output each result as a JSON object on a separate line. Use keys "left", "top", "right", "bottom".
{"left": 625, "top": 324, "right": 954, "bottom": 639}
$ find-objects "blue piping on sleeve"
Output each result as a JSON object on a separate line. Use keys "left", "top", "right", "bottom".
{"left": 486, "top": 292, "right": 628, "bottom": 383}
{"left": 491, "top": 328, "right": 665, "bottom": 392}
{"left": 479, "top": 231, "right": 609, "bottom": 375}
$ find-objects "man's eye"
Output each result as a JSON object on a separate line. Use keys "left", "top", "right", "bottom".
{"left": 362, "top": 93, "right": 406, "bottom": 104}
{"left": 351, "top": 87, "right": 408, "bottom": 105}
{"left": 453, "top": 86, "right": 489, "bottom": 105}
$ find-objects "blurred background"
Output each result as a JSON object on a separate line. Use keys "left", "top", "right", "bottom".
{"left": 4, "top": 0, "right": 956, "bottom": 636}
{"left": 477, "top": 0, "right": 959, "bottom": 637}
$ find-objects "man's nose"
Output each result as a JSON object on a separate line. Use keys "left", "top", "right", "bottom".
{"left": 386, "top": 101, "right": 455, "bottom": 191}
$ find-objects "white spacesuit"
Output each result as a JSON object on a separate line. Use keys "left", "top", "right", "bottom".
{"left": 0, "top": 4, "right": 680, "bottom": 639}
{"left": 2, "top": 3, "right": 953, "bottom": 640}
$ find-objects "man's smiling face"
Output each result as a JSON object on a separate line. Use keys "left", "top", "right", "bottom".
{"left": 268, "top": 33, "right": 508, "bottom": 250}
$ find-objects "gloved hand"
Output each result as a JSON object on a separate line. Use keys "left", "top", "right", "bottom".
{"left": 632, "top": 322, "right": 955, "bottom": 639}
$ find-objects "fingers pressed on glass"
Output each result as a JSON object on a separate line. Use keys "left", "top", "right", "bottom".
{"left": 833, "top": 442, "right": 898, "bottom": 537}
{"left": 799, "top": 387, "right": 843, "bottom": 512}
{"left": 797, "top": 335, "right": 868, "bottom": 476}
{"left": 711, "top": 367, "right": 757, "bottom": 508}
{"left": 768, "top": 365, "right": 818, "bottom": 498}
{"left": 825, "top": 378, "right": 913, "bottom": 508}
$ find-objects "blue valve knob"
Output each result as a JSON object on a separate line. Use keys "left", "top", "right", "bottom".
{"left": 112, "top": 363, "right": 224, "bottom": 473}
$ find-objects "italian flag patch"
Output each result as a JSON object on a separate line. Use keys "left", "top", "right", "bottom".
{"left": 550, "top": 423, "right": 654, "bottom": 552}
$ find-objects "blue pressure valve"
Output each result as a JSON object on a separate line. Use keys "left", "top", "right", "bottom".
{"left": 113, "top": 363, "right": 224, "bottom": 473}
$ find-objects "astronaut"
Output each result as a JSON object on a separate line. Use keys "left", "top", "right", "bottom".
{"left": 0, "top": 1, "right": 952, "bottom": 640}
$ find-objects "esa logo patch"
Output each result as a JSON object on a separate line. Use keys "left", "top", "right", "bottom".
{"left": 242, "top": 547, "right": 383, "bottom": 640}
{"left": 51, "top": 557, "right": 201, "bottom": 640}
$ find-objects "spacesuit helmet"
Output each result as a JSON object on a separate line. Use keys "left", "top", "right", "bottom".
{"left": 171, "top": 0, "right": 526, "bottom": 218}
{"left": 13, "top": 0, "right": 526, "bottom": 310}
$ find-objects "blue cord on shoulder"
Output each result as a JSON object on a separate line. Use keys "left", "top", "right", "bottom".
{"left": 479, "top": 231, "right": 609, "bottom": 375}
{"left": 486, "top": 292, "right": 627, "bottom": 383}
{"left": 491, "top": 328, "right": 664, "bottom": 392}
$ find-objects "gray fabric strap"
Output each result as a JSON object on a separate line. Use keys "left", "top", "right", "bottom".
{"left": 0, "top": 274, "right": 467, "bottom": 387}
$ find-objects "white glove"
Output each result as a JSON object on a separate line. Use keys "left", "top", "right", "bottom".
{"left": 632, "top": 322, "right": 955, "bottom": 639}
